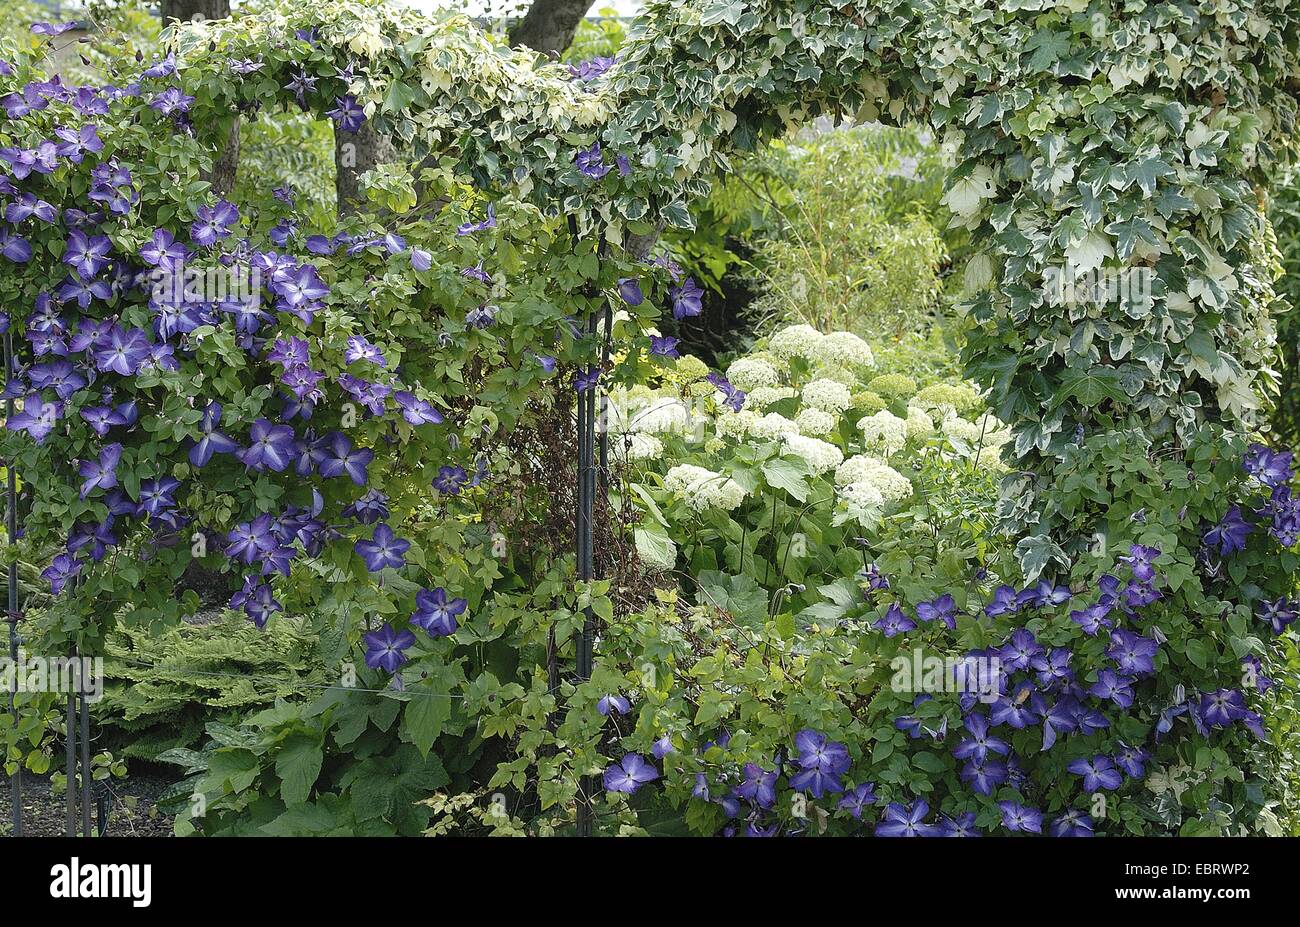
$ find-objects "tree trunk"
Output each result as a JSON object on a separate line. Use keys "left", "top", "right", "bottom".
{"left": 160, "top": 0, "right": 230, "bottom": 24}
{"left": 162, "top": 0, "right": 238, "bottom": 194}
{"left": 509, "top": 0, "right": 595, "bottom": 56}
{"left": 335, "top": 120, "right": 397, "bottom": 216}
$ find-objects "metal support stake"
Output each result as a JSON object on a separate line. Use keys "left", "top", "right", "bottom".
{"left": 570, "top": 224, "right": 609, "bottom": 836}
{"left": 79, "top": 659, "right": 91, "bottom": 837}
{"left": 65, "top": 658, "right": 76, "bottom": 837}
{"left": 4, "top": 330, "right": 20, "bottom": 836}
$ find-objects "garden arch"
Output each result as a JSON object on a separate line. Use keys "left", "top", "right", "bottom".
{"left": 3, "top": 0, "right": 1298, "bottom": 835}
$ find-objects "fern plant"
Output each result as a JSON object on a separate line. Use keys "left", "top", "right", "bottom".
{"left": 96, "top": 612, "right": 329, "bottom": 760}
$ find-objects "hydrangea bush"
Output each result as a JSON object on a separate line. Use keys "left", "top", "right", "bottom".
{"left": 1, "top": 0, "right": 1298, "bottom": 834}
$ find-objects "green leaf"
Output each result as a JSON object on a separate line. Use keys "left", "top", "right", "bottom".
{"left": 762, "top": 456, "right": 811, "bottom": 503}
{"left": 275, "top": 734, "right": 323, "bottom": 806}
{"left": 403, "top": 687, "right": 451, "bottom": 757}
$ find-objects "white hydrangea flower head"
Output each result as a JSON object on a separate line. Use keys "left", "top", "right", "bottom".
{"left": 781, "top": 434, "right": 844, "bottom": 475}
{"left": 841, "top": 481, "right": 886, "bottom": 509}
{"left": 834, "top": 455, "right": 912, "bottom": 503}
{"left": 837, "top": 480, "right": 886, "bottom": 527}
{"left": 859, "top": 410, "right": 909, "bottom": 456}
{"left": 836, "top": 454, "right": 885, "bottom": 487}
{"left": 664, "top": 464, "right": 746, "bottom": 512}
{"left": 905, "top": 405, "right": 934, "bottom": 437}
{"left": 795, "top": 407, "right": 837, "bottom": 436}
{"left": 747, "top": 386, "right": 797, "bottom": 410}
{"left": 862, "top": 463, "right": 913, "bottom": 503}
{"left": 725, "top": 357, "right": 782, "bottom": 392}
{"left": 749, "top": 412, "right": 801, "bottom": 442}
{"left": 621, "top": 433, "right": 664, "bottom": 462}
{"left": 768, "top": 324, "right": 824, "bottom": 360}
{"left": 716, "top": 410, "right": 758, "bottom": 439}
{"left": 912, "top": 382, "right": 981, "bottom": 416}
{"left": 813, "top": 331, "right": 875, "bottom": 369}
{"left": 630, "top": 397, "right": 693, "bottom": 435}
{"left": 801, "top": 378, "right": 853, "bottom": 414}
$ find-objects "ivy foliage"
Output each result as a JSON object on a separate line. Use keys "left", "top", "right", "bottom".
{"left": 1, "top": 0, "right": 1298, "bottom": 835}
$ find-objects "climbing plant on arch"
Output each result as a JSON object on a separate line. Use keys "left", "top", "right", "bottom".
{"left": 2, "top": 0, "right": 1299, "bottom": 834}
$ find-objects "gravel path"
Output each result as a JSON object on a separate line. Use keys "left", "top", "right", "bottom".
{"left": 0, "top": 768, "right": 178, "bottom": 838}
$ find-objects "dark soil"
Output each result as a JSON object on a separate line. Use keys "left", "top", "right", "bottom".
{"left": 0, "top": 767, "right": 179, "bottom": 838}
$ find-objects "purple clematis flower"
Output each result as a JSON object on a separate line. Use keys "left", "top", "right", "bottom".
{"left": 733, "top": 763, "right": 779, "bottom": 809}
{"left": 1199, "top": 688, "right": 1248, "bottom": 727}
{"left": 1244, "top": 443, "right": 1294, "bottom": 488}
{"left": 649, "top": 335, "right": 679, "bottom": 358}
{"left": 433, "top": 464, "right": 468, "bottom": 495}
{"left": 141, "top": 52, "right": 177, "bottom": 78}
{"left": 0, "top": 229, "right": 32, "bottom": 263}
{"left": 1257, "top": 596, "right": 1298, "bottom": 635}
{"left": 875, "top": 800, "right": 934, "bottom": 837}
{"left": 576, "top": 142, "right": 611, "bottom": 179}
{"left": 226, "top": 514, "right": 277, "bottom": 564}
{"left": 1030, "top": 647, "right": 1073, "bottom": 688}
{"left": 1069, "top": 600, "right": 1114, "bottom": 636}
{"left": 1051, "top": 809, "right": 1095, "bottom": 837}
{"left": 79, "top": 401, "right": 136, "bottom": 437}
{"left": 998, "top": 801, "right": 1042, "bottom": 834}
{"left": 997, "top": 628, "right": 1043, "bottom": 672}
{"left": 618, "top": 278, "right": 644, "bottom": 305}
{"left": 136, "top": 476, "right": 181, "bottom": 518}
{"left": 63, "top": 230, "right": 112, "bottom": 280}
{"left": 410, "top": 586, "right": 466, "bottom": 638}
{"left": 1106, "top": 629, "right": 1158, "bottom": 675}
{"left": 185, "top": 401, "right": 238, "bottom": 467}
{"left": 1089, "top": 668, "right": 1136, "bottom": 708}
{"left": 873, "top": 602, "right": 916, "bottom": 637}
{"left": 837, "top": 782, "right": 877, "bottom": 819}
{"left": 6, "top": 192, "right": 58, "bottom": 224}
{"left": 316, "top": 433, "right": 374, "bottom": 485}
{"left": 916, "top": 593, "right": 957, "bottom": 629}
{"left": 1022, "top": 578, "right": 1071, "bottom": 608}
{"left": 139, "top": 228, "right": 187, "bottom": 269}
{"left": 669, "top": 277, "right": 704, "bottom": 319}
{"left": 342, "top": 490, "right": 389, "bottom": 525}
{"left": 597, "top": 694, "right": 630, "bottom": 716}
{"left": 953, "top": 712, "right": 1010, "bottom": 765}
{"left": 42, "top": 553, "right": 81, "bottom": 595}
{"left": 29, "top": 360, "right": 85, "bottom": 400}
{"left": 1067, "top": 754, "right": 1123, "bottom": 793}
{"left": 327, "top": 94, "right": 365, "bottom": 133}
{"left": 31, "top": 21, "right": 77, "bottom": 36}
{"left": 394, "top": 391, "right": 444, "bottom": 426}
{"left": 704, "top": 372, "right": 745, "bottom": 412}
{"left": 1119, "top": 543, "right": 1162, "bottom": 582}
{"left": 461, "top": 261, "right": 491, "bottom": 284}
{"left": 149, "top": 87, "right": 195, "bottom": 115}
{"left": 603, "top": 754, "right": 658, "bottom": 794}
{"left": 363, "top": 623, "right": 416, "bottom": 673}
{"left": 1114, "top": 743, "right": 1150, "bottom": 779}
{"left": 1204, "top": 505, "right": 1252, "bottom": 556}
{"left": 355, "top": 523, "right": 410, "bottom": 572}
{"left": 574, "top": 367, "right": 601, "bottom": 393}
{"left": 191, "top": 199, "right": 239, "bottom": 247}
{"left": 237, "top": 418, "right": 296, "bottom": 472}
{"left": 7, "top": 393, "right": 63, "bottom": 442}
{"left": 456, "top": 204, "right": 496, "bottom": 237}
{"left": 77, "top": 443, "right": 122, "bottom": 499}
